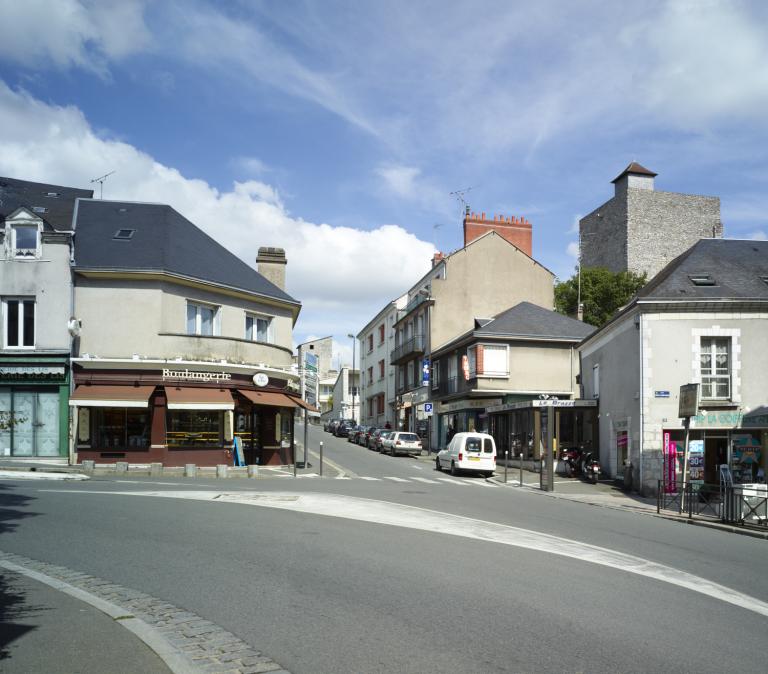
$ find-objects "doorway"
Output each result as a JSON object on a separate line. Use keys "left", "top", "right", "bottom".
{"left": 704, "top": 435, "right": 728, "bottom": 484}
{"left": 0, "top": 388, "right": 60, "bottom": 457}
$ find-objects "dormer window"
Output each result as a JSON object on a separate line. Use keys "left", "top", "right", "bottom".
{"left": 113, "top": 229, "right": 135, "bottom": 240}
{"left": 688, "top": 273, "right": 716, "bottom": 286}
{"left": 11, "top": 224, "right": 41, "bottom": 258}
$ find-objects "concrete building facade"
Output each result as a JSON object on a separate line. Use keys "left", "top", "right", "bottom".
{"left": 579, "top": 239, "right": 768, "bottom": 495}
{"left": 579, "top": 163, "right": 722, "bottom": 280}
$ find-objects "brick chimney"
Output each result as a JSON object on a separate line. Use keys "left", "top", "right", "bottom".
{"left": 431, "top": 252, "right": 444, "bottom": 267}
{"left": 256, "top": 247, "right": 287, "bottom": 290}
{"left": 463, "top": 211, "right": 532, "bottom": 256}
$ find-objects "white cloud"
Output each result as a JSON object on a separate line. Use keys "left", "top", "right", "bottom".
{"left": 748, "top": 230, "right": 767, "bottom": 241}
{"left": 566, "top": 241, "right": 579, "bottom": 259}
{"left": 233, "top": 156, "right": 271, "bottom": 177}
{"left": 0, "top": 81, "right": 433, "bottom": 339}
{"left": 375, "top": 163, "right": 450, "bottom": 214}
{"left": 0, "top": 0, "right": 150, "bottom": 74}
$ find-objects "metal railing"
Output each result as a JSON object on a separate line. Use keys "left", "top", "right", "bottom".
{"left": 390, "top": 334, "right": 425, "bottom": 363}
{"left": 657, "top": 481, "right": 767, "bottom": 526}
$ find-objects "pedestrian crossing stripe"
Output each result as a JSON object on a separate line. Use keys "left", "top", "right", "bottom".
{"left": 328, "top": 475, "right": 499, "bottom": 487}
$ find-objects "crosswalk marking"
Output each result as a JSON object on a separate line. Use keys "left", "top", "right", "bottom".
{"left": 435, "top": 477, "right": 469, "bottom": 486}
{"left": 360, "top": 476, "right": 381, "bottom": 481}
{"left": 411, "top": 477, "right": 440, "bottom": 484}
{"left": 384, "top": 476, "right": 409, "bottom": 482}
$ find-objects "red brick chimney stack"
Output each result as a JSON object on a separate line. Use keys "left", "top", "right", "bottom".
{"left": 463, "top": 211, "right": 532, "bottom": 256}
{"left": 431, "top": 252, "right": 444, "bottom": 267}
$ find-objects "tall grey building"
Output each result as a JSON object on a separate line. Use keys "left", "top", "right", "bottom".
{"left": 579, "top": 163, "right": 722, "bottom": 280}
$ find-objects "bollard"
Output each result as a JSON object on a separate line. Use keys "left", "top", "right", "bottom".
{"left": 216, "top": 464, "right": 228, "bottom": 479}
{"left": 184, "top": 464, "right": 197, "bottom": 478}
{"left": 150, "top": 462, "right": 163, "bottom": 477}
{"left": 319, "top": 441, "right": 323, "bottom": 477}
{"left": 115, "top": 461, "right": 128, "bottom": 474}
{"left": 247, "top": 464, "right": 258, "bottom": 478}
{"left": 504, "top": 451, "right": 508, "bottom": 483}
{"left": 81, "top": 460, "right": 95, "bottom": 475}
{"left": 519, "top": 453, "right": 523, "bottom": 487}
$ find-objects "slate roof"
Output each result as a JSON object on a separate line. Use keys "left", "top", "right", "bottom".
{"left": 611, "top": 161, "right": 657, "bottom": 183}
{"left": 478, "top": 302, "right": 596, "bottom": 340}
{"left": 637, "top": 239, "right": 768, "bottom": 301}
{"left": 0, "top": 176, "right": 93, "bottom": 231}
{"left": 73, "top": 199, "right": 299, "bottom": 305}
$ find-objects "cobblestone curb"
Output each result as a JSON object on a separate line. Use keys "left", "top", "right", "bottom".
{"left": 0, "top": 550, "right": 290, "bottom": 674}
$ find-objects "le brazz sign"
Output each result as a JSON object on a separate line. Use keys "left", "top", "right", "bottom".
{"left": 0, "top": 365, "right": 67, "bottom": 382}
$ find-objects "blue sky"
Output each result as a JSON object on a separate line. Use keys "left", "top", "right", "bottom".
{"left": 1, "top": 0, "right": 767, "bottom": 366}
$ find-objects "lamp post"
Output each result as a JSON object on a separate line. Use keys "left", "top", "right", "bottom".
{"left": 347, "top": 333, "right": 356, "bottom": 423}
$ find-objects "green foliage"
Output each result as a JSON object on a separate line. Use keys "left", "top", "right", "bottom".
{"left": 555, "top": 266, "right": 647, "bottom": 328}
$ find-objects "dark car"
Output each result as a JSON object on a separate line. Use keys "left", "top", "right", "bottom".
{"left": 335, "top": 420, "right": 355, "bottom": 437}
{"left": 347, "top": 425, "right": 363, "bottom": 443}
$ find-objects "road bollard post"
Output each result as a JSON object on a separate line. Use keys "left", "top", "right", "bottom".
{"left": 504, "top": 450, "right": 508, "bottom": 483}
{"left": 519, "top": 453, "right": 523, "bottom": 487}
{"left": 319, "top": 441, "right": 323, "bottom": 477}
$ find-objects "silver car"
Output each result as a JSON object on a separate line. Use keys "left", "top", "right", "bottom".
{"left": 382, "top": 431, "right": 423, "bottom": 457}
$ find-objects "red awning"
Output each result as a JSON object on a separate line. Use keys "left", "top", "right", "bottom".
{"left": 164, "top": 387, "right": 234, "bottom": 410}
{"left": 69, "top": 385, "right": 155, "bottom": 407}
{"left": 238, "top": 389, "right": 299, "bottom": 408}
{"left": 292, "top": 396, "right": 320, "bottom": 413}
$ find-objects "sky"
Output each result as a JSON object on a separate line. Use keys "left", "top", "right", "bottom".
{"left": 1, "top": 0, "right": 766, "bottom": 368}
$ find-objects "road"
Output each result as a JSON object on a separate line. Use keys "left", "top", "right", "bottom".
{"left": 0, "top": 422, "right": 766, "bottom": 673}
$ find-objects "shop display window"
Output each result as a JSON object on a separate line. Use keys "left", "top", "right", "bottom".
{"left": 94, "top": 408, "right": 151, "bottom": 449}
{"left": 167, "top": 410, "right": 222, "bottom": 447}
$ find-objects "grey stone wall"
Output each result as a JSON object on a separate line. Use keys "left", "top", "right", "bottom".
{"left": 579, "top": 195, "right": 627, "bottom": 273}
{"left": 627, "top": 189, "right": 721, "bottom": 279}
{"left": 580, "top": 187, "right": 721, "bottom": 280}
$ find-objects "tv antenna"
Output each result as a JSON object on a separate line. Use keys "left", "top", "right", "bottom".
{"left": 449, "top": 186, "right": 474, "bottom": 216}
{"left": 90, "top": 171, "right": 115, "bottom": 199}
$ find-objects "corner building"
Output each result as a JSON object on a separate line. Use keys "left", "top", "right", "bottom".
{"left": 70, "top": 199, "right": 310, "bottom": 467}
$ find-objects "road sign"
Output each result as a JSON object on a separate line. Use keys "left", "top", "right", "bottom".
{"left": 424, "top": 402, "right": 433, "bottom": 415}
{"left": 679, "top": 383, "right": 699, "bottom": 418}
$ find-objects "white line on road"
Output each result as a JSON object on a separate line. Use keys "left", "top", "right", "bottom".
{"left": 410, "top": 477, "right": 440, "bottom": 484}
{"left": 44, "top": 489, "right": 768, "bottom": 619}
{"left": 435, "top": 478, "right": 469, "bottom": 486}
{"left": 359, "top": 476, "right": 381, "bottom": 481}
{"left": 383, "top": 477, "right": 409, "bottom": 482}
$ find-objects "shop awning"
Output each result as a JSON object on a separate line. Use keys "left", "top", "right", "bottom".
{"left": 165, "top": 387, "right": 235, "bottom": 410}
{"left": 293, "top": 396, "right": 320, "bottom": 413}
{"left": 69, "top": 385, "right": 156, "bottom": 408}
{"left": 238, "top": 389, "right": 299, "bottom": 408}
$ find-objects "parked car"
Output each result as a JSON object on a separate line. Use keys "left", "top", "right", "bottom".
{"left": 381, "top": 431, "right": 423, "bottom": 457}
{"left": 335, "top": 420, "right": 355, "bottom": 437}
{"left": 348, "top": 425, "right": 364, "bottom": 443}
{"left": 364, "top": 428, "right": 380, "bottom": 448}
{"left": 373, "top": 430, "right": 391, "bottom": 452}
{"left": 327, "top": 419, "right": 341, "bottom": 435}
{"left": 436, "top": 432, "right": 496, "bottom": 477}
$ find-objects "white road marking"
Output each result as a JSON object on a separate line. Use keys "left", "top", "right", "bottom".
{"left": 359, "top": 476, "right": 381, "bottom": 481}
{"left": 411, "top": 477, "right": 440, "bottom": 484}
{"left": 45, "top": 489, "right": 768, "bottom": 619}
{"left": 334, "top": 476, "right": 352, "bottom": 480}
{"left": 384, "top": 477, "right": 409, "bottom": 482}
{"left": 462, "top": 479, "right": 497, "bottom": 487}
{"left": 0, "top": 471, "right": 89, "bottom": 481}
{"left": 435, "top": 477, "right": 469, "bottom": 486}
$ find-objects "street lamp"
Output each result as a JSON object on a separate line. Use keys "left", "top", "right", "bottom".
{"left": 347, "top": 333, "right": 356, "bottom": 423}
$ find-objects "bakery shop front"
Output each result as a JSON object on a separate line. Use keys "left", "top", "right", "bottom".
{"left": 71, "top": 359, "right": 312, "bottom": 466}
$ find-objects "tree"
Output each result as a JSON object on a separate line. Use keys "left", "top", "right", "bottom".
{"left": 555, "top": 266, "right": 647, "bottom": 328}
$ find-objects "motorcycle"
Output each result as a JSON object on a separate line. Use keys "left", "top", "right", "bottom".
{"left": 579, "top": 452, "right": 601, "bottom": 484}
{"left": 560, "top": 446, "right": 583, "bottom": 477}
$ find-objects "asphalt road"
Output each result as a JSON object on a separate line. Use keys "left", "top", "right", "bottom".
{"left": 1, "top": 424, "right": 766, "bottom": 673}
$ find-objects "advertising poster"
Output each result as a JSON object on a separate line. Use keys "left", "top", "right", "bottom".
{"left": 688, "top": 439, "right": 704, "bottom": 485}
{"left": 663, "top": 432, "right": 677, "bottom": 493}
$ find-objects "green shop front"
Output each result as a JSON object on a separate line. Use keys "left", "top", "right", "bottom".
{"left": 0, "top": 354, "right": 70, "bottom": 459}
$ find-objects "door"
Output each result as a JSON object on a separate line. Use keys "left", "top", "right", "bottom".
{"left": 12, "top": 391, "right": 35, "bottom": 456}
{"left": 35, "top": 392, "right": 60, "bottom": 456}
{"left": 2, "top": 390, "right": 61, "bottom": 457}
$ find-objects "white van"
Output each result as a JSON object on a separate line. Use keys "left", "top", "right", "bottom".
{"left": 435, "top": 432, "right": 496, "bottom": 477}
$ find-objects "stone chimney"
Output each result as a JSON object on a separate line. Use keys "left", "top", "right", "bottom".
{"left": 256, "top": 247, "right": 287, "bottom": 290}
{"left": 463, "top": 211, "right": 532, "bottom": 256}
{"left": 611, "top": 161, "right": 657, "bottom": 196}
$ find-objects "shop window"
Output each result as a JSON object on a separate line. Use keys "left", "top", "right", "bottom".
{"left": 245, "top": 313, "right": 273, "bottom": 343}
{"left": 186, "top": 301, "right": 219, "bottom": 336}
{"left": 167, "top": 410, "right": 222, "bottom": 447}
{"left": 3, "top": 298, "right": 35, "bottom": 348}
{"left": 700, "top": 337, "right": 730, "bottom": 400}
{"left": 93, "top": 408, "right": 151, "bottom": 449}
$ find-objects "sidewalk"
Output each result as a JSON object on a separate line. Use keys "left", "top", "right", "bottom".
{"left": 1, "top": 567, "right": 170, "bottom": 674}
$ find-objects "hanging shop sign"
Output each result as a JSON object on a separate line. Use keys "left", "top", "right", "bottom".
{"left": 0, "top": 365, "right": 66, "bottom": 381}
{"left": 162, "top": 368, "right": 231, "bottom": 384}
{"left": 422, "top": 358, "right": 430, "bottom": 386}
{"left": 253, "top": 373, "right": 269, "bottom": 387}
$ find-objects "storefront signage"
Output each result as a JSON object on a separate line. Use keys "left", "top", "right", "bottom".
{"left": 162, "top": 368, "right": 231, "bottom": 384}
{"left": 688, "top": 440, "right": 704, "bottom": 484}
{"left": 253, "top": 373, "right": 269, "bottom": 387}
{"left": 422, "top": 358, "right": 430, "bottom": 386}
{"left": 692, "top": 411, "right": 756, "bottom": 428}
{"left": 678, "top": 383, "right": 699, "bottom": 418}
{"left": 438, "top": 398, "right": 501, "bottom": 414}
{"left": 0, "top": 365, "right": 66, "bottom": 381}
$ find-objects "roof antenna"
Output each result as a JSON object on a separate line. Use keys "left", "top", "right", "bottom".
{"left": 449, "top": 186, "right": 474, "bottom": 218}
{"left": 90, "top": 171, "right": 115, "bottom": 199}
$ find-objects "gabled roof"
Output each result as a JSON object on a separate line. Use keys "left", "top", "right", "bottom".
{"left": 73, "top": 199, "right": 299, "bottom": 306}
{"left": 611, "top": 162, "right": 657, "bottom": 183}
{"left": 0, "top": 176, "right": 93, "bottom": 231}
{"left": 478, "top": 302, "right": 595, "bottom": 340}
{"left": 637, "top": 239, "right": 768, "bottom": 301}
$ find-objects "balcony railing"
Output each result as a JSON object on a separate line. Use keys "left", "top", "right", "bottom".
{"left": 436, "top": 376, "right": 458, "bottom": 397}
{"left": 396, "top": 293, "right": 430, "bottom": 321}
{"left": 390, "top": 334, "right": 425, "bottom": 364}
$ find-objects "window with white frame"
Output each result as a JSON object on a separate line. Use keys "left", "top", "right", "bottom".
{"left": 592, "top": 363, "right": 600, "bottom": 399}
{"left": 481, "top": 344, "right": 508, "bottom": 376}
{"left": 3, "top": 298, "right": 35, "bottom": 348}
{"left": 186, "top": 301, "right": 219, "bottom": 336}
{"left": 245, "top": 313, "right": 273, "bottom": 343}
{"left": 10, "top": 224, "right": 41, "bottom": 258}
{"left": 700, "top": 337, "right": 730, "bottom": 400}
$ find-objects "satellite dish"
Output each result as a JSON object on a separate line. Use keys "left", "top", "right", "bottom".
{"left": 68, "top": 318, "right": 82, "bottom": 337}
